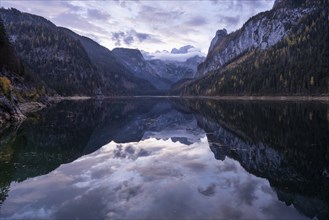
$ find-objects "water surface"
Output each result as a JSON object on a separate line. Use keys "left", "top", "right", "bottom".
{"left": 0, "top": 98, "right": 328, "bottom": 219}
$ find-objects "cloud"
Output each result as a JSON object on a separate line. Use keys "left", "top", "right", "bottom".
{"left": 123, "top": 35, "right": 134, "bottom": 45}
{"left": 1, "top": 0, "right": 275, "bottom": 56}
{"left": 219, "top": 15, "right": 240, "bottom": 27}
{"left": 198, "top": 183, "right": 216, "bottom": 196}
{"left": 138, "top": 5, "right": 184, "bottom": 22}
{"left": 235, "top": 178, "right": 259, "bottom": 206}
{"left": 111, "top": 29, "right": 156, "bottom": 46}
{"left": 135, "top": 32, "right": 150, "bottom": 42}
{"left": 2, "top": 132, "right": 306, "bottom": 220}
{"left": 143, "top": 45, "right": 206, "bottom": 62}
{"left": 52, "top": 11, "right": 110, "bottom": 38}
{"left": 186, "top": 16, "right": 208, "bottom": 26}
{"left": 87, "top": 9, "right": 111, "bottom": 21}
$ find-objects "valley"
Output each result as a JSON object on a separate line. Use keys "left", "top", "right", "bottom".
{"left": 0, "top": 1, "right": 329, "bottom": 219}
{"left": 0, "top": 0, "right": 329, "bottom": 126}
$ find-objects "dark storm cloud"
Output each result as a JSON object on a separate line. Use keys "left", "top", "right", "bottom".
{"left": 87, "top": 9, "right": 111, "bottom": 21}
{"left": 111, "top": 30, "right": 154, "bottom": 46}
{"left": 186, "top": 16, "right": 208, "bottom": 26}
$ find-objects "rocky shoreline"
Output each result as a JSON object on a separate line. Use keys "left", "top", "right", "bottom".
{"left": 0, "top": 96, "right": 51, "bottom": 128}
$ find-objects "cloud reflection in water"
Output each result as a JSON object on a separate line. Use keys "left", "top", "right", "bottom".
{"left": 1, "top": 136, "right": 307, "bottom": 220}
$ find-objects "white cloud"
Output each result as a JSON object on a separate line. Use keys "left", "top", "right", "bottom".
{"left": 143, "top": 45, "right": 206, "bottom": 62}
{"left": 1, "top": 0, "right": 275, "bottom": 54}
{"left": 1, "top": 136, "right": 305, "bottom": 220}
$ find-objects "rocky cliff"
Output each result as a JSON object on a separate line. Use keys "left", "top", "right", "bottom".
{"left": 175, "top": 0, "right": 329, "bottom": 96}
{"left": 197, "top": 0, "right": 319, "bottom": 77}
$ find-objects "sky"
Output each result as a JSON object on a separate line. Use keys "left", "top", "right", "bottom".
{"left": 1, "top": 0, "right": 275, "bottom": 54}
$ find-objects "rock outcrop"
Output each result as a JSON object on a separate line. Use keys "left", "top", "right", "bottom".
{"left": 175, "top": 0, "right": 328, "bottom": 96}
{"left": 197, "top": 0, "right": 315, "bottom": 77}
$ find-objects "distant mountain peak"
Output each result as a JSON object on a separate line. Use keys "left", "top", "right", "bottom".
{"left": 112, "top": 47, "right": 144, "bottom": 59}
{"left": 171, "top": 45, "right": 194, "bottom": 54}
{"left": 208, "top": 29, "right": 227, "bottom": 53}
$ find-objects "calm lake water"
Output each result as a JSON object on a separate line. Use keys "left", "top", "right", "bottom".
{"left": 0, "top": 98, "right": 328, "bottom": 219}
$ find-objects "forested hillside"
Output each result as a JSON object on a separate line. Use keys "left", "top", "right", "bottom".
{"left": 0, "top": 8, "right": 103, "bottom": 96}
{"left": 175, "top": 1, "right": 329, "bottom": 96}
{"left": 1, "top": 8, "right": 158, "bottom": 96}
{"left": 0, "top": 17, "right": 47, "bottom": 124}
{"left": 60, "top": 28, "right": 158, "bottom": 95}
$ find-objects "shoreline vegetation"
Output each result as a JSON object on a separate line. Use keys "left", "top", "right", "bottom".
{"left": 1, "top": 95, "right": 329, "bottom": 129}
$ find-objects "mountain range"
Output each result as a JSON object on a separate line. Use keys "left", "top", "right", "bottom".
{"left": 0, "top": 8, "right": 204, "bottom": 97}
{"left": 1, "top": 0, "right": 329, "bottom": 125}
{"left": 173, "top": 0, "right": 329, "bottom": 95}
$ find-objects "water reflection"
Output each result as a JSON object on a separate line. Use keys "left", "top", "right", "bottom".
{"left": 0, "top": 98, "right": 328, "bottom": 219}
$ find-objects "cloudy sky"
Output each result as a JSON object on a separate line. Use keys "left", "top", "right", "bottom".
{"left": 1, "top": 0, "right": 275, "bottom": 53}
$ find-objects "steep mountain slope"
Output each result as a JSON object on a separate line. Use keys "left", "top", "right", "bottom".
{"left": 177, "top": 0, "right": 329, "bottom": 96}
{"left": 0, "top": 17, "right": 24, "bottom": 124}
{"left": 112, "top": 48, "right": 171, "bottom": 90}
{"left": 112, "top": 48, "right": 204, "bottom": 89}
{"left": 148, "top": 55, "right": 204, "bottom": 83}
{"left": 141, "top": 45, "right": 205, "bottom": 83}
{"left": 0, "top": 8, "right": 103, "bottom": 96}
{"left": 0, "top": 17, "right": 47, "bottom": 125}
{"left": 60, "top": 29, "right": 158, "bottom": 95}
{"left": 0, "top": 8, "right": 158, "bottom": 96}
{"left": 110, "top": 47, "right": 205, "bottom": 90}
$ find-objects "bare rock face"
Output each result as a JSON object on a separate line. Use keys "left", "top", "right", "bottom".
{"left": 196, "top": 0, "right": 311, "bottom": 77}
{"left": 208, "top": 29, "right": 227, "bottom": 53}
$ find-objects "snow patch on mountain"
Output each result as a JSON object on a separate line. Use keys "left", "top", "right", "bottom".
{"left": 142, "top": 45, "right": 205, "bottom": 62}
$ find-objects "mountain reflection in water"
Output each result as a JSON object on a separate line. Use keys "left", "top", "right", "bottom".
{"left": 0, "top": 98, "right": 328, "bottom": 219}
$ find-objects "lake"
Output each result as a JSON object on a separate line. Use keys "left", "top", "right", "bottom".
{"left": 0, "top": 98, "right": 328, "bottom": 219}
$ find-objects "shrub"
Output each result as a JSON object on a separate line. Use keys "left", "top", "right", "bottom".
{"left": 0, "top": 76, "right": 11, "bottom": 96}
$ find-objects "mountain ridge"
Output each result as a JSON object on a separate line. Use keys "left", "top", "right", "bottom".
{"left": 174, "top": 0, "right": 329, "bottom": 96}
{"left": 0, "top": 8, "right": 161, "bottom": 96}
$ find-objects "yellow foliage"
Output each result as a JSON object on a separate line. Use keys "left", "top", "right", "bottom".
{"left": 0, "top": 76, "right": 11, "bottom": 96}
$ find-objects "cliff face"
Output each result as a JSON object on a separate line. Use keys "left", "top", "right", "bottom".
{"left": 175, "top": 0, "right": 329, "bottom": 96}
{"left": 197, "top": 0, "right": 314, "bottom": 77}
